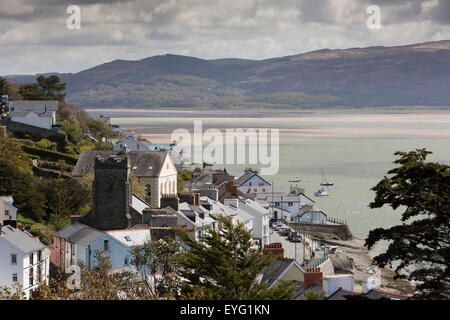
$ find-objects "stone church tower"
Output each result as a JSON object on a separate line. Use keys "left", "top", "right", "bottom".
{"left": 81, "top": 155, "right": 140, "bottom": 230}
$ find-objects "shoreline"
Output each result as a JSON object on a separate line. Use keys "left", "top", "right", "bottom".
{"left": 87, "top": 106, "right": 450, "bottom": 115}
{"left": 326, "top": 237, "right": 415, "bottom": 295}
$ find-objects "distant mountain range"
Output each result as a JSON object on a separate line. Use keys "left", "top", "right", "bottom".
{"left": 5, "top": 40, "right": 450, "bottom": 109}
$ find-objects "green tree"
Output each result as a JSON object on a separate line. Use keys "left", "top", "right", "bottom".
{"left": 19, "top": 83, "right": 48, "bottom": 100}
{"left": 36, "top": 75, "right": 66, "bottom": 101}
{"left": 0, "top": 129, "right": 46, "bottom": 220}
{"left": 61, "top": 120, "right": 84, "bottom": 145}
{"left": 365, "top": 149, "right": 450, "bottom": 300}
{"left": 36, "top": 138, "right": 56, "bottom": 151}
{"left": 31, "top": 252, "right": 150, "bottom": 300}
{"left": 39, "top": 178, "right": 91, "bottom": 219}
{"left": 0, "top": 76, "right": 8, "bottom": 95}
{"left": 131, "top": 238, "right": 183, "bottom": 298}
{"left": 176, "top": 215, "right": 296, "bottom": 300}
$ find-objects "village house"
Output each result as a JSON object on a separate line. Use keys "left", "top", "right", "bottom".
{"left": 235, "top": 169, "right": 271, "bottom": 187}
{"left": 50, "top": 222, "right": 150, "bottom": 272}
{"left": 257, "top": 186, "right": 316, "bottom": 220}
{"left": 296, "top": 210, "right": 328, "bottom": 224}
{"left": 9, "top": 100, "right": 58, "bottom": 130}
{"left": 0, "top": 224, "right": 50, "bottom": 299}
{"left": 223, "top": 197, "right": 254, "bottom": 234}
{"left": 113, "top": 130, "right": 151, "bottom": 151}
{"left": 236, "top": 198, "right": 270, "bottom": 248}
{"left": 0, "top": 196, "right": 18, "bottom": 228}
{"left": 72, "top": 150, "right": 177, "bottom": 209}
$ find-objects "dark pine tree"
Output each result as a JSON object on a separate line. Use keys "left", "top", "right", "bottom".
{"left": 365, "top": 148, "right": 450, "bottom": 300}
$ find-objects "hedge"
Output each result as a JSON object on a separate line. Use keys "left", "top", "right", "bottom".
{"left": 21, "top": 145, "right": 78, "bottom": 165}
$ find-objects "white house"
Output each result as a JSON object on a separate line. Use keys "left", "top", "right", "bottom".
{"left": 0, "top": 225, "right": 50, "bottom": 299}
{"left": 0, "top": 196, "right": 18, "bottom": 228}
{"left": 297, "top": 210, "right": 327, "bottom": 224}
{"left": 238, "top": 198, "right": 270, "bottom": 248}
{"left": 323, "top": 274, "right": 354, "bottom": 297}
{"left": 113, "top": 131, "right": 150, "bottom": 151}
{"left": 223, "top": 197, "right": 255, "bottom": 241}
{"left": 235, "top": 169, "right": 271, "bottom": 187}
{"left": 9, "top": 100, "right": 58, "bottom": 130}
{"left": 265, "top": 187, "right": 316, "bottom": 220}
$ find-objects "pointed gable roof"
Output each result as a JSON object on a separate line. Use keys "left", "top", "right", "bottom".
{"left": 72, "top": 150, "right": 169, "bottom": 177}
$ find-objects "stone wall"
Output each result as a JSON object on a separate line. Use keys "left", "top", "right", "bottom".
{"left": 291, "top": 222, "right": 353, "bottom": 240}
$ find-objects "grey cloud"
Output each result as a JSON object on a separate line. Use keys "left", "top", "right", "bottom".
{"left": 0, "top": 0, "right": 449, "bottom": 75}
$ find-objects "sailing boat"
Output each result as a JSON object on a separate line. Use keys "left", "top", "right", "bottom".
{"left": 288, "top": 176, "right": 301, "bottom": 183}
{"left": 320, "top": 168, "right": 334, "bottom": 186}
{"left": 314, "top": 187, "right": 330, "bottom": 197}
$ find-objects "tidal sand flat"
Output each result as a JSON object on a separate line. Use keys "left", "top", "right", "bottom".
{"left": 88, "top": 109, "right": 450, "bottom": 238}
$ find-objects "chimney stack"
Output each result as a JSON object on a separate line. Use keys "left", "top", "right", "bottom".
{"left": 304, "top": 267, "right": 323, "bottom": 289}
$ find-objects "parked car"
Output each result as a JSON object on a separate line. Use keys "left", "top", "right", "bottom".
{"left": 275, "top": 224, "right": 284, "bottom": 231}
{"left": 287, "top": 231, "right": 298, "bottom": 241}
{"left": 269, "top": 218, "right": 278, "bottom": 227}
{"left": 280, "top": 228, "right": 292, "bottom": 236}
{"left": 291, "top": 235, "right": 302, "bottom": 243}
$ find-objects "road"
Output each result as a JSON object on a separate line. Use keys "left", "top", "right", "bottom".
{"left": 269, "top": 226, "right": 307, "bottom": 264}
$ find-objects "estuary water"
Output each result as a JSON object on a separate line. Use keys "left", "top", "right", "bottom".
{"left": 88, "top": 109, "right": 450, "bottom": 238}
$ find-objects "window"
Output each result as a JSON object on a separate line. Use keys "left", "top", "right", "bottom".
{"left": 11, "top": 253, "right": 17, "bottom": 265}
{"left": 5, "top": 210, "right": 9, "bottom": 216}
{"left": 275, "top": 202, "right": 280, "bottom": 207}
{"left": 29, "top": 268, "right": 34, "bottom": 286}
{"left": 124, "top": 255, "right": 129, "bottom": 266}
{"left": 104, "top": 240, "right": 110, "bottom": 251}
{"left": 29, "top": 253, "right": 34, "bottom": 265}
{"left": 38, "top": 250, "right": 42, "bottom": 262}
{"left": 12, "top": 273, "right": 17, "bottom": 282}
{"left": 145, "top": 184, "right": 152, "bottom": 197}
{"left": 288, "top": 202, "right": 293, "bottom": 207}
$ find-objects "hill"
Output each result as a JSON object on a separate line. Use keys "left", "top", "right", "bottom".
{"left": 5, "top": 40, "right": 450, "bottom": 109}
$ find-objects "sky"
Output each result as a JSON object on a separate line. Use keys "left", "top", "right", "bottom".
{"left": 0, "top": 0, "right": 449, "bottom": 75}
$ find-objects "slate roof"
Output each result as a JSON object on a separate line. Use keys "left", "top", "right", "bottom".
{"left": 235, "top": 172, "right": 271, "bottom": 187}
{"left": 326, "top": 288, "right": 359, "bottom": 300}
{"left": 298, "top": 210, "right": 327, "bottom": 218}
{"left": 239, "top": 198, "right": 269, "bottom": 216}
{"left": 238, "top": 185, "right": 285, "bottom": 195}
{"left": 10, "top": 100, "right": 58, "bottom": 118}
{"left": 260, "top": 258, "right": 296, "bottom": 287}
{"left": 72, "top": 150, "right": 169, "bottom": 177}
{"left": 235, "top": 207, "right": 254, "bottom": 222}
{"left": 106, "top": 229, "right": 150, "bottom": 247}
{"left": 54, "top": 222, "right": 87, "bottom": 240}
{"left": 199, "top": 196, "right": 236, "bottom": 218}
{"left": 131, "top": 194, "right": 150, "bottom": 214}
{"left": 69, "top": 227, "right": 105, "bottom": 247}
{"left": 1, "top": 225, "right": 46, "bottom": 253}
